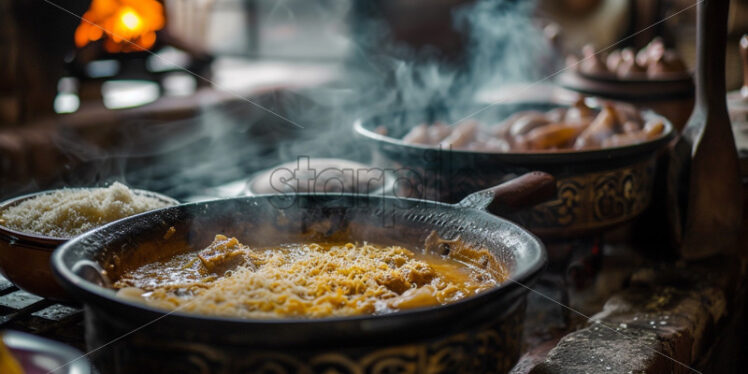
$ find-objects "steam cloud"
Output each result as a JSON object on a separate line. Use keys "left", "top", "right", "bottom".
{"left": 1, "top": 0, "right": 553, "bottom": 201}
{"left": 274, "top": 0, "right": 554, "bottom": 166}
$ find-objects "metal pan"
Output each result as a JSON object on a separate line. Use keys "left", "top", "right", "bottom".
{"left": 51, "top": 172, "right": 554, "bottom": 374}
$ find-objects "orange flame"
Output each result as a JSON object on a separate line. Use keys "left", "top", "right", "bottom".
{"left": 74, "top": 0, "right": 165, "bottom": 53}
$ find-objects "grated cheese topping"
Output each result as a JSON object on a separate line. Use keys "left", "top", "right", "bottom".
{"left": 115, "top": 235, "right": 501, "bottom": 319}
{"left": 0, "top": 182, "right": 174, "bottom": 238}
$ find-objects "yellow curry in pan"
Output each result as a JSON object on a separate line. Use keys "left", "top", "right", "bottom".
{"left": 114, "top": 234, "right": 507, "bottom": 318}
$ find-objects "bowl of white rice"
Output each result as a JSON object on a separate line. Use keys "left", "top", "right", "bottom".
{"left": 0, "top": 183, "right": 177, "bottom": 299}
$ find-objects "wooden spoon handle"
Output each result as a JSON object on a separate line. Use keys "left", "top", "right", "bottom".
{"left": 691, "top": 0, "right": 730, "bottom": 119}
{"left": 458, "top": 171, "right": 557, "bottom": 215}
{"left": 740, "top": 34, "right": 747, "bottom": 98}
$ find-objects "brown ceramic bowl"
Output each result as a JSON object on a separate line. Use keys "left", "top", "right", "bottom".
{"left": 0, "top": 188, "right": 178, "bottom": 300}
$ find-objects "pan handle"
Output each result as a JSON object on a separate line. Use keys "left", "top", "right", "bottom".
{"left": 457, "top": 171, "right": 557, "bottom": 215}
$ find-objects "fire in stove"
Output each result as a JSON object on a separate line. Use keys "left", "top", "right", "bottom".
{"left": 74, "top": 0, "right": 165, "bottom": 53}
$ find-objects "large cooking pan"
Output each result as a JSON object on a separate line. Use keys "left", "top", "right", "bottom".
{"left": 51, "top": 172, "right": 553, "bottom": 374}
{"left": 354, "top": 101, "right": 674, "bottom": 238}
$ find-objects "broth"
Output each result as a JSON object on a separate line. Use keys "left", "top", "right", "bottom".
{"left": 114, "top": 234, "right": 504, "bottom": 318}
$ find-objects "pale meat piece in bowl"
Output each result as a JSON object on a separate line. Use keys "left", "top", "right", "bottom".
{"left": 399, "top": 99, "right": 666, "bottom": 152}
{"left": 570, "top": 37, "right": 689, "bottom": 80}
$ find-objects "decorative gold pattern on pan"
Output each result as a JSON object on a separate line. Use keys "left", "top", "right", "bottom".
{"left": 99, "top": 304, "right": 525, "bottom": 374}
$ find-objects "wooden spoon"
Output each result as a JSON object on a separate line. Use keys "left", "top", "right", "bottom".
{"left": 667, "top": 0, "right": 743, "bottom": 259}
{"left": 740, "top": 34, "right": 748, "bottom": 100}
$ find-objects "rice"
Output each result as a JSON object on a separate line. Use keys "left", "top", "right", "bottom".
{"left": 0, "top": 182, "right": 175, "bottom": 238}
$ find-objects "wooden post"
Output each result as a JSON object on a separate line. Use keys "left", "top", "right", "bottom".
{"left": 0, "top": 0, "right": 87, "bottom": 126}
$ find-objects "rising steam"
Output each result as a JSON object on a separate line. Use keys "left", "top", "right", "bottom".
{"left": 1, "top": 0, "right": 553, "bottom": 201}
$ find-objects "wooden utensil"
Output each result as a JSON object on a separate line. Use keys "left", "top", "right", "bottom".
{"left": 667, "top": 0, "right": 742, "bottom": 259}
{"left": 741, "top": 34, "right": 748, "bottom": 100}
{"left": 728, "top": 35, "right": 748, "bottom": 151}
